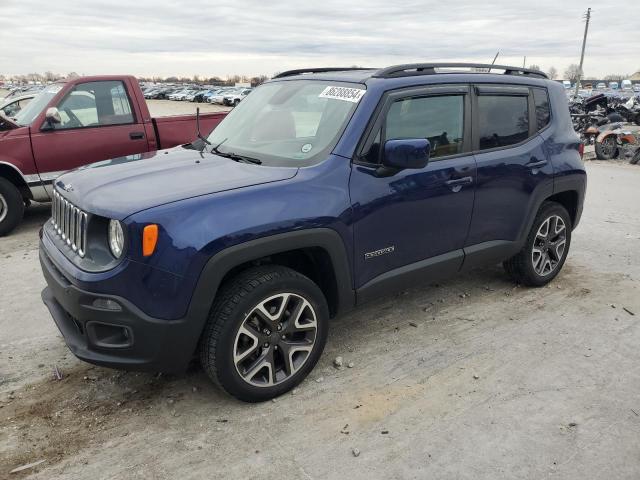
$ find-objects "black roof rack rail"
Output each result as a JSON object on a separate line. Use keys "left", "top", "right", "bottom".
{"left": 373, "top": 63, "right": 548, "bottom": 79}
{"left": 273, "top": 67, "right": 375, "bottom": 79}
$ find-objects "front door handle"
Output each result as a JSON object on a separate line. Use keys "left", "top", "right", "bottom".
{"left": 526, "top": 158, "right": 548, "bottom": 169}
{"left": 130, "top": 131, "right": 145, "bottom": 140}
{"left": 445, "top": 176, "right": 473, "bottom": 192}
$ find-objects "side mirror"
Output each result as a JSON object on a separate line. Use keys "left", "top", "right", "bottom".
{"left": 45, "top": 107, "right": 61, "bottom": 125}
{"left": 382, "top": 138, "right": 431, "bottom": 170}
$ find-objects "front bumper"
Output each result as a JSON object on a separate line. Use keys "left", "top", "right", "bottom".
{"left": 40, "top": 244, "right": 196, "bottom": 373}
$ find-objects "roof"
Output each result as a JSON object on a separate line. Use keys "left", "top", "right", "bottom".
{"left": 271, "top": 63, "right": 548, "bottom": 84}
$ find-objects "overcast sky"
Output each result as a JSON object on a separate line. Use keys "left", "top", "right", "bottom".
{"left": 2, "top": 0, "right": 638, "bottom": 79}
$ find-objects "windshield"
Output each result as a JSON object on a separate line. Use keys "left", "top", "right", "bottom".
{"left": 14, "top": 83, "right": 64, "bottom": 126}
{"left": 206, "top": 80, "right": 364, "bottom": 166}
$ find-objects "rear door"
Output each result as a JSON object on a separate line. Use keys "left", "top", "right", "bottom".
{"left": 30, "top": 80, "right": 150, "bottom": 182}
{"left": 350, "top": 85, "right": 476, "bottom": 293}
{"left": 463, "top": 84, "right": 553, "bottom": 265}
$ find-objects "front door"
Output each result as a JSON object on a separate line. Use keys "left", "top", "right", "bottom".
{"left": 30, "top": 80, "right": 149, "bottom": 189}
{"left": 349, "top": 85, "right": 476, "bottom": 297}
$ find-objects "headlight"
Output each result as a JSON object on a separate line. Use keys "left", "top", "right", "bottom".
{"left": 108, "top": 219, "right": 125, "bottom": 258}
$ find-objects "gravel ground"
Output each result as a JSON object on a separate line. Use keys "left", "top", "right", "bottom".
{"left": 1, "top": 159, "right": 639, "bottom": 479}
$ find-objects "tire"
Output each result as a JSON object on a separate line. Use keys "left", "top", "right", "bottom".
{"left": 0, "top": 177, "right": 25, "bottom": 236}
{"left": 503, "top": 202, "right": 572, "bottom": 287}
{"left": 631, "top": 149, "right": 640, "bottom": 165}
{"left": 199, "top": 265, "right": 329, "bottom": 402}
{"left": 595, "top": 136, "right": 618, "bottom": 160}
{"left": 233, "top": 99, "right": 240, "bottom": 107}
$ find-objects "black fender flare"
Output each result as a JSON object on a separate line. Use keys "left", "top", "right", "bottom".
{"left": 180, "top": 228, "right": 355, "bottom": 359}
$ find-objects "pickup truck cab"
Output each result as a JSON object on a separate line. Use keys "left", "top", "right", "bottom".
{"left": 0, "top": 75, "right": 226, "bottom": 235}
{"left": 40, "top": 64, "right": 586, "bottom": 402}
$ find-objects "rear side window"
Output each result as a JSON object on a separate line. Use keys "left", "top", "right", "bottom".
{"left": 533, "top": 88, "right": 551, "bottom": 131}
{"left": 385, "top": 95, "right": 465, "bottom": 159}
{"left": 477, "top": 95, "right": 529, "bottom": 150}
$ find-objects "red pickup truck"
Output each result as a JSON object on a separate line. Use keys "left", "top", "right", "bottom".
{"left": 0, "top": 75, "right": 226, "bottom": 235}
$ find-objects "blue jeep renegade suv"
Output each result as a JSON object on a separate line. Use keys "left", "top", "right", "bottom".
{"left": 40, "top": 63, "right": 586, "bottom": 402}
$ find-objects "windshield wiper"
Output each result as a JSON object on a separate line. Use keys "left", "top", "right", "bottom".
{"left": 223, "top": 152, "right": 262, "bottom": 165}
{"left": 211, "top": 137, "right": 228, "bottom": 155}
{"left": 210, "top": 137, "right": 262, "bottom": 164}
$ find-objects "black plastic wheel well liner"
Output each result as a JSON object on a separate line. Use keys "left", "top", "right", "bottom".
{"left": 0, "top": 163, "right": 30, "bottom": 199}
{"left": 546, "top": 190, "right": 579, "bottom": 227}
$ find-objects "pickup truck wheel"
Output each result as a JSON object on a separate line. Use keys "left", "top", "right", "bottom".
{"left": 503, "top": 202, "right": 571, "bottom": 287}
{"left": 0, "top": 178, "right": 25, "bottom": 236}
{"left": 200, "top": 265, "right": 329, "bottom": 402}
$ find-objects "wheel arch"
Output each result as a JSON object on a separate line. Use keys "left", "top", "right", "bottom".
{"left": 546, "top": 190, "right": 579, "bottom": 228}
{"left": 0, "top": 162, "right": 31, "bottom": 200}
{"left": 182, "top": 228, "right": 355, "bottom": 358}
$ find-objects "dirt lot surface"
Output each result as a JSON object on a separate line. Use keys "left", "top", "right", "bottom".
{"left": 1, "top": 160, "right": 639, "bottom": 479}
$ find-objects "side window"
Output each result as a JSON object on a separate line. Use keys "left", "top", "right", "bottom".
{"left": 55, "top": 81, "right": 134, "bottom": 130}
{"left": 385, "top": 95, "right": 464, "bottom": 159}
{"left": 477, "top": 95, "right": 529, "bottom": 150}
{"left": 532, "top": 88, "right": 550, "bottom": 131}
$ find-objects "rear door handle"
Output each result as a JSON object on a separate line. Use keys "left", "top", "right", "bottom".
{"left": 445, "top": 176, "right": 473, "bottom": 192}
{"left": 526, "top": 158, "right": 548, "bottom": 169}
{"left": 130, "top": 131, "right": 145, "bottom": 140}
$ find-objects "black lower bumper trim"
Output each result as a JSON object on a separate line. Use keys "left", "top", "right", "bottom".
{"left": 40, "top": 246, "right": 196, "bottom": 373}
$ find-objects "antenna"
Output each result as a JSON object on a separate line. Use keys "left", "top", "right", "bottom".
{"left": 195, "top": 107, "right": 211, "bottom": 150}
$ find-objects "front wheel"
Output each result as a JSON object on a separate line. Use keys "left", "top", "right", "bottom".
{"left": 0, "top": 177, "right": 25, "bottom": 236}
{"left": 503, "top": 202, "right": 572, "bottom": 287}
{"left": 200, "top": 266, "right": 329, "bottom": 402}
{"left": 595, "top": 136, "right": 618, "bottom": 160}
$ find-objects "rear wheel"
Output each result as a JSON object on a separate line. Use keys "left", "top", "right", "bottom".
{"left": 199, "top": 265, "right": 329, "bottom": 402}
{"left": 0, "top": 177, "right": 25, "bottom": 236}
{"left": 595, "top": 136, "right": 618, "bottom": 160}
{"left": 631, "top": 149, "right": 640, "bottom": 165}
{"left": 503, "top": 202, "right": 572, "bottom": 287}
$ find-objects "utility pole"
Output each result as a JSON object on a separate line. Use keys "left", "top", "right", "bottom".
{"left": 523, "top": 56, "right": 526, "bottom": 68}
{"left": 574, "top": 7, "right": 591, "bottom": 99}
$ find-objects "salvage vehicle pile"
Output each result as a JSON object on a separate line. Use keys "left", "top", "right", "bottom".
{"left": 569, "top": 91, "right": 640, "bottom": 164}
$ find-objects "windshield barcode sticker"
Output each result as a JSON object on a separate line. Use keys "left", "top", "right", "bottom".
{"left": 319, "top": 86, "right": 365, "bottom": 103}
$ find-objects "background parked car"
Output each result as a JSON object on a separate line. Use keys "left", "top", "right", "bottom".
{"left": 223, "top": 88, "right": 252, "bottom": 106}
{"left": 0, "top": 93, "right": 35, "bottom": 118}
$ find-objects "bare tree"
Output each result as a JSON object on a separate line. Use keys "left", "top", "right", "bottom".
{"left": 44, "top": 71, "right": 59, "bottom": 82}
{"left": 547, "top": 66, "right": 558, "bottom": 80}
{"left": 604, "top": 74, "right": 627, "bottom": 82}
{"left": 564, "top": 64, "right": 582, "bottom": 83}
{"left": 528, "top": 64, "right": 541, "bottom": 72}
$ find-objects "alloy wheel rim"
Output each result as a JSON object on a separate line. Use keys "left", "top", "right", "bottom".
{"left": 602, "top": 138, "right": 616, "bottom": 157}
{"left": 233, "top": 293, "right": 317, "bottom": 387}
{"left": 532, "top": 215, "right": 567, "bottom": 276}
{"left": 0, "top": 194, "right": 7, "bottom": 223}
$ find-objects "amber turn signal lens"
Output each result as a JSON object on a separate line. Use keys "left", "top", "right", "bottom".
{"left": 142, "top": 224, "right": 158, "bottom": 257}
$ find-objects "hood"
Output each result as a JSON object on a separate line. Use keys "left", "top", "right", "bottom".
{"left": 54, "top": 146, "right": 298, "bottom": 220}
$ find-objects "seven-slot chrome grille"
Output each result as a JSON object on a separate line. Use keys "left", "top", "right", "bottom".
{"left": 51, "top": 190, "right": 88, "bottom": 257}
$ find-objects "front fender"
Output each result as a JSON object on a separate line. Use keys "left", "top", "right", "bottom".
{"left": 596, "top": 131, "right": 617, "bottom": 143}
